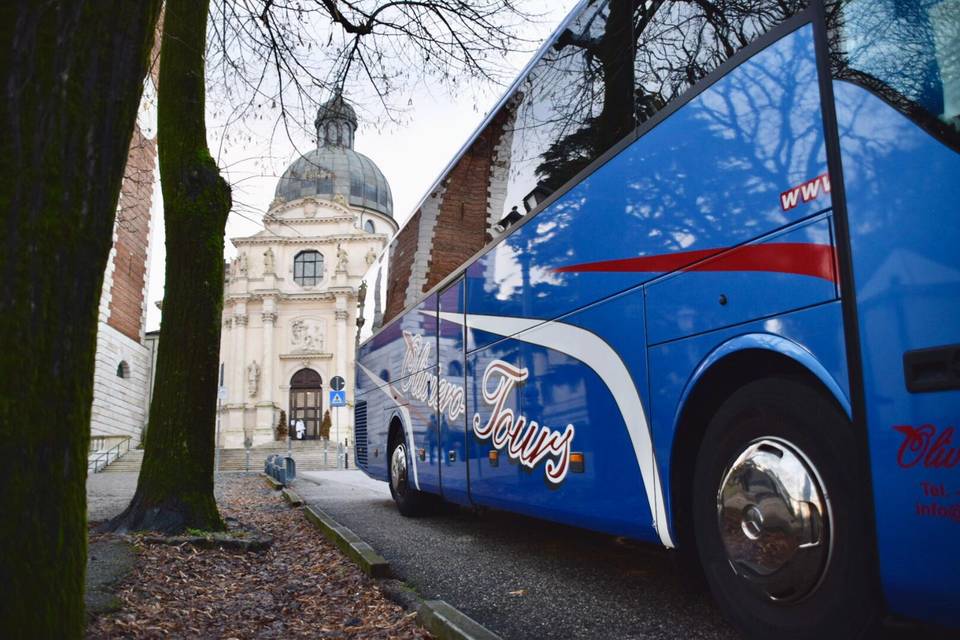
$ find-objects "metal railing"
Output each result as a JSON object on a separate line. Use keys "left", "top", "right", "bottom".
{"left": 87, "top": 437, "right": 132, "bottom": 474}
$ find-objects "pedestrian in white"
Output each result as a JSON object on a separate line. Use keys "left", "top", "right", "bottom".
{"left": 295, "top": 419, "right": 306, "bottom": 440}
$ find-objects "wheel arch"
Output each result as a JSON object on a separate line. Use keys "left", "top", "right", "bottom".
{"left": 667, "top": 333, "right": 852, "bottom": 554}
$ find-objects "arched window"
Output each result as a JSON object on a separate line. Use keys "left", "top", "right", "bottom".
{"left": 364, "top": 220, "right": 376, "bottom": 234}
{"left": 293, "top": 250, "right": 323, "bottom": 286}
{"left": 289, "top": 368, "right": 323, "bottom": 440}
{"left": 116, "top": 361, "right": 130, "bottom": 379}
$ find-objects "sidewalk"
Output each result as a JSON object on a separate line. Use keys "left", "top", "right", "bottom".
{"left": 87, "top": 471, "right": 139, "bottom": 522}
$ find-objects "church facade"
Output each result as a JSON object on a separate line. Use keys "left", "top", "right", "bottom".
{"left": 218, "top": 94, "right": 397, "bottom": 449}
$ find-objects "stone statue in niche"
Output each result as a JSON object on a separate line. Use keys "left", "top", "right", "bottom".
{"left": 247, "top": 360, "right": 260, "bottom": 397}
{"left": 337, "top": 243, "right": 349, "bottom": 272}
{"left": 263, "top": 247, "right": 275, "bottom": 274}
{"left": 290, "top": 319, "right": 324, "bottom": 352}
{"left": 238, "top": 252, "right": 248, "bottom": 277}
{"left": 356, "top": 281, "right": 367, "bottom": 330}
{"left": 365, "top": 247, "right": 378, "bottom": 265}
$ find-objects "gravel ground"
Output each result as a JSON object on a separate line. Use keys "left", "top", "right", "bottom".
{"left": 86, "top": 475, "right": 429, "bottom": 639}
{"left": 294, "top": 470, "right": 738, "bottom": 640}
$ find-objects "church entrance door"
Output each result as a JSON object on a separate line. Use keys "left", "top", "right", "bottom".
{"left": 289, "top": 368, "right": 323, "bottom": 440}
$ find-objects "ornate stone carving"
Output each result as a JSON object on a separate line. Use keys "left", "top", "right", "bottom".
{"left": 290, "top": 319, "right": 323, "bottom": 352}
{"left": 263, "top": 247, "right": 275, "bottom": 275}
{"left": 234, "top": 314, "right": 249, "bottom": 326}
{"left": 247, "top": 360, "right": 260, "bottom": 397}
{"left": 335, "top": 309, "right": 349, "bottom": 321}
{"left": 262, "top": 311, "right": 278, "bottom": 324}
{"left": 223, "top": 317, "right": 233, "bottom": 329}
{"left": 333, "top": 193, "right": 348, "bottom": 207}
{"left": 336, "top": 243, "right": 349, "bottom": 272}
{"left": 237, "top": 252, "right": 248, "bottom": 277}
{"left": 365, "top": 247, "right": 378, "bottom": 265}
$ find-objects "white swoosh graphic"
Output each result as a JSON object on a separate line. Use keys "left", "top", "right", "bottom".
{"left": 439, "top": 311, "right": 674, "bottom": 548}
{"left": 357, "top": 363, "right": 420, "bottom": 491}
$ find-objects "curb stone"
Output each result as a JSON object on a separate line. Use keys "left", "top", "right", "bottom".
{"left": 301, "top": 504, "right": 502, "bottom": 640}
{"left": 261, "top": 472, "right": 283, "bottom": 490}
{"left": 303, "top": 505, "right": 391, "bottom": 578}
{"left": 417, "top": 600, "right": 502, "bottom": 640}
{"left": 281, "top": 488, "right": 304, "bottom": 506}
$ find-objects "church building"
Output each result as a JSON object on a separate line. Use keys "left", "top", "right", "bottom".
{"left": 218, "top": 94, "right": 397, "bottom": 449}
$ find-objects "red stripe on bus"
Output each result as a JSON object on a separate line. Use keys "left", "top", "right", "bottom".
{"left": 553, "top": 242, "right": 837, "bottom": 283}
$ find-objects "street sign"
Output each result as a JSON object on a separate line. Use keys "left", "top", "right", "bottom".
{"left": 329, "top": 390, "right": 347, "bottom": 407}
{"left": 330, "top": 375, "right": 345, "bottom": 391}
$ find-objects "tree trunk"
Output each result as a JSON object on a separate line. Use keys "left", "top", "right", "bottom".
{"left": 106, "top": 0, "right": 230, "bottom": 534}
{"left": 0, "top": 1, "right": 161, "bottom": 636}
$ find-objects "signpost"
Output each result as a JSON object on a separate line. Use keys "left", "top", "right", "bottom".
{"left": 330, "top": 376, "right": 346, "bottom": 468}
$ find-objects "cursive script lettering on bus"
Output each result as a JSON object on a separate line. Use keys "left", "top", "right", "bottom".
{"left": 399, "top": 331, "right": 465, "bottom": 421}
{"left": 894, "top": 424, "right": 960, "bottom": 469}
{"left": 473, "top": 360, "right": 575, "bottom": 485}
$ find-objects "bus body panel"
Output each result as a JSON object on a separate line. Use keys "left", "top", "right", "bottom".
{"left": 835, "top": 80, "right": 960, "bottom": 627}
{"left": 465, "top": 25, "right": 830, "bottom": 353}
{"left": 462, "top": 288, "right": 660, "bottom": 542}
{"left": 438, "top": 279, "right": 470, "bottom": 505}
{"left": 645, "top": 215, "right": 838, "bottom": 345}
{"left": 648, "top": 300, "right": 852, "bottom": 542}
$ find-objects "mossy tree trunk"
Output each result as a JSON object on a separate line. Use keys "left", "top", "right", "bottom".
{"left": 106, "top": 0, "right": 230, "bottom": 534}
{"left": 0, "top": 1, "right": 161, "bottom": 635}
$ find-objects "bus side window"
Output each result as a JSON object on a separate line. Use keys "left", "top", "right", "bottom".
{"left": 633, "top": 1, "right": 805, "bottom": 128}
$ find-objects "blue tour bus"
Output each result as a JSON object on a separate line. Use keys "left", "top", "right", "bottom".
{"left": 353, "top": 1, "right": 959, "bottom": 636}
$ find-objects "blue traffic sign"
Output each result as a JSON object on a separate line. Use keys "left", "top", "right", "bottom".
{"left": 329, "top": 390, "right": 347, "bottom": 407}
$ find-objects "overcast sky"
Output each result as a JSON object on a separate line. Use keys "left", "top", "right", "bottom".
{"left": 143, "top": 1, "right": 578, "bottom": 332}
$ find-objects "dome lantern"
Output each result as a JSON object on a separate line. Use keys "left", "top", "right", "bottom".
{"left": 314, "top": 90, "right": 358, "bottom": 149}
{"left": 272, "top": 92, "right": 393, "bottom": 217}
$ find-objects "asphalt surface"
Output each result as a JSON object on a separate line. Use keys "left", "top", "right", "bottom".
{"left": 294, "top": 470, "right": 737, "bottom": 640}
{"left": 87, "top": 471, "right": 140, "bottom": 522}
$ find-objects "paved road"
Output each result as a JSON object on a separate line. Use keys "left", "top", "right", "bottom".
{"left": 293, "top": 470, "right": 738, "bottom": 640}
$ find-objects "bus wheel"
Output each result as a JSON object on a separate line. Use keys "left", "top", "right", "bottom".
{"left": 692, "top": 377, "right": 880, "bottom": 639}
{"left": 388, "top": 431, "right": 429, "bottom": 516}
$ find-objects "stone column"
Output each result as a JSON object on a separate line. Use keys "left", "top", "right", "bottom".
{"left": 261, "top": 309, "right": 276, "bottom": 399}
{"left": 218, "top": 317, "right": 232, "bottom": 449}
{"left": 255, "top": 305, "right": 278, "bottom": 444}
{"left": 233, "top": 312, "right": 248, "bottom": 405}
{"left": 232, "top": 309, "right": 249, "bottom": 447}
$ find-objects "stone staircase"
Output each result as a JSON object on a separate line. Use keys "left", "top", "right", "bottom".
{"left": 102, "top": 449, "right": 144, "bottom": 472}
{"left": 102, "top": 441, "right": 351, "bottom": 474}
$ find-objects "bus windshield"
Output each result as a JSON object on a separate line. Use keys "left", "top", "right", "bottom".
{"left": 830, "top": 0, "right": 960, "bottom": 146}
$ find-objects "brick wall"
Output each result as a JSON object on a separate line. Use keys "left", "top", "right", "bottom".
{"left": 383, "top": 209, "right": 421, "bottom": 323}
{"left": 424, "top": 109, "right": 510, "bottom": 291}
{"left": 107, "top": 125, "right": 156, "bottom": 342}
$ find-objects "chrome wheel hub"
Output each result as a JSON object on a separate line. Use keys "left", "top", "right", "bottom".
{"left": 390, "top": 443, "right": 407, "bottom": 495}
{"left": 717, "top": 438, "right": 831, "bottom": 602}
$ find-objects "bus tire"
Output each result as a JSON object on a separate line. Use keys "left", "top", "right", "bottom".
{"left": 388, "top": 430, "right": 430, "bottom": 517}
{"left": 692, "top": 376, "right": 880, "bottom": 639}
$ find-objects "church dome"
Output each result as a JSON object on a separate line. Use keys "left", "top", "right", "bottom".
{"left": 273, "top": 93, "right": 393, "bottom": 217}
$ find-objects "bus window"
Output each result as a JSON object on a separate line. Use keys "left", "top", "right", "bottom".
{"left": 634, "top": 1, "right": 806, "bottom": 127}
{"left": 501, "top": 0, "right": 635, "bottom": 221}
{"left": 829, "top": 0, "right": 960, "bottom": 148}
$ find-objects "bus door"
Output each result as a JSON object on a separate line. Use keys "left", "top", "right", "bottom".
{"left": 437, "top": 278, "right": 470, "bottom": 504}
{"left": 828, "top": 0, "right": 960, "bottom": 625}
